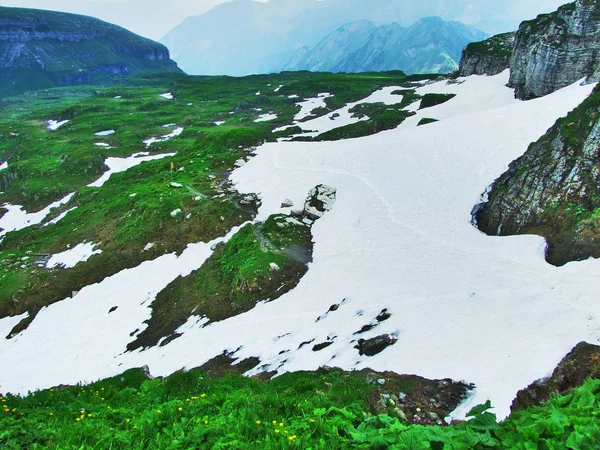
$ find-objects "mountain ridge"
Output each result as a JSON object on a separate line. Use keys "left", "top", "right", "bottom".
{"left": 0, "top": 6, "right": 181, "bottom": 97}
{"left": 285, "top": 16, "right": 487, "bottom": 74}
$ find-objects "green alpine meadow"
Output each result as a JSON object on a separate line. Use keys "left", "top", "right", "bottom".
{"left": 2, "top": 1, "right": 600, "bottom": 449}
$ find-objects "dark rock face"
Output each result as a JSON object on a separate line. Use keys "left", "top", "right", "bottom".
{"left": 508, "top": 1, "right": 600, "bottom": 100}
{"left": 512, "top": 342, "right": 600, "bottom": 412}
{"left": 0, "top": 7, "right": 180, "bottom": 96}
{"left": 356, "top": 334, "right": 398, "bottom": 356}
{"left": 475, "top": 84, "right": 600, "bottom": 265}
{"left": 458, "top": 32, "right": 515, "bottom": 77}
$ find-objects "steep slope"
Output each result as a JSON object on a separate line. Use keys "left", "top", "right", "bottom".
{"left": 458, "top": 32, "right": 515, "bottom": 76}
{"left": 509, "top": 0, "right": 600, "bottom": 99}
{"left": 0, "top": 7, "right": 180, "bottom": 97}
{"left": 284, "top": 17, "right": 487, "bottom": 75}
{"left": 475, "top": 84, "right": 600, "bottom": 266}
{"left": 161, "top": 0, "right": 564, "bottom": 76}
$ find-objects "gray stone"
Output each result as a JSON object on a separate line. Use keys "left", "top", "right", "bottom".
{"left": 459, "top": 32, "right": 515, "bottom": 77}
{"left": 509, "top": 1, "right": 600, "bottom": 99}
{"left": 355, "top": 334, "right": 398, "bottom": 356}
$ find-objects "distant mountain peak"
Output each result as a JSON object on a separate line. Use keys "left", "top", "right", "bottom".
{"left": 283, "top": 16, "right": 487, "bottom": 75}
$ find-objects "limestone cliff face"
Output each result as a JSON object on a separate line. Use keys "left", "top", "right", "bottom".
{"left": 508, "top": 1, "right": 600, "bottom": 100}
{"left": 458, "top": 32, "right": 515, "bottom": 77}
{"left": 0, "top": 7, "right": 180, "bottom": 96}
{"left": 474, "top": 85, "right": 600, "bottom": 266}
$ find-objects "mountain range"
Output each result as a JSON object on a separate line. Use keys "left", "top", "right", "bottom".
{"left": 284, "top": 17, "right": 488, "bottom": 74}
{"left": 161, "top": 0, "right": 564, "bottom": 76}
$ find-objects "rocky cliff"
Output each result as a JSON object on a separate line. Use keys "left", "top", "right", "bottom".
{"left": 458, "top": 32, "right": 515, "bottom": 76}
{"left": 0, "top": 7, "right": 180, "bottom": 97}
{"left": 508, "top": 1, "right": 600, "bottom": 100}
{"left": 474, "top": 84, "right": 600, "bottom": 266}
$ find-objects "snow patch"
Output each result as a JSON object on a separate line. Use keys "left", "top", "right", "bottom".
{"left": 214, "top": 121, "right": 226, "bottom": 126}
{"left": 254, "top": 113, "right": 278, "bottom": 123}
{"left": 0, "top": 161, "right": 7, "bottom": 171}
{"left": 143, "top": 127, "right": 184, "bottom": 148}
{"left": 47, "top": 120, "right": 69, "bottom": 131}
{"left": 88, "top": 152, "right": 175, "bottom": 188}
{"left": 159, "top": 93, "right": 174, "bottom": 100}
{"left": 0, "top": 193, "right": 74, "bottom": 238}
{"left": 46, "top": 242, "right": 102, "bottom": 269}
{"left": 294, "top": 93, "right": 333, "bottom": 121}
{"left": 275, "top": 86, "right": 405, "bottom": 137}
{"left": 94, "top": 130, "right": 115, "bottom": 136}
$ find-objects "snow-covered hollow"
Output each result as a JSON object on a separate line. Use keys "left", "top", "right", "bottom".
{"left": 46, "top": 242, "right": 102, "bottom": 269}
{"left": 0, "top": 72, "right": 598, "bottom": 424}
{"left": 88, "top": 152, "right": 176, "bottom": 188}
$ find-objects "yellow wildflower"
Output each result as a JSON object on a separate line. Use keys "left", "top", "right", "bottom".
{"left": 157, "top": 410, "right": 162, "bottom": 414}
{"left": 256, "top": 420, "right": 261, "bottom": 425}
{"left": 75, "top": 418, "right": 80, "bottom": 422}
{"left": 279, "top": 423, "right": 284, "bottom": 427}
{"left": 275, "top": 430, "right": 280, "bottom": 434}
{"left": 178, "top": 407, "right": 183, "bottom": 412}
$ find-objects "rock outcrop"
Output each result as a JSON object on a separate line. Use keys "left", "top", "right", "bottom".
{"left": 512, "top": 342, "right": 600, "bottom": 412}
{"left": 474, "top": 84, "right": 600, "bottom": 266}
{"left": 0, "top": 7, "right": 181, "bottom": 97}
{"left": 508, "top": 1, "right": 600, "bottom": 100}
{"left": 458, "top": 32, "right": 515, "bottom": 76}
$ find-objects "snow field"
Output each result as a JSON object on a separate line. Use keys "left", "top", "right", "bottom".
{"left": 0, "top": 72, "right": 598, "bottom": 424}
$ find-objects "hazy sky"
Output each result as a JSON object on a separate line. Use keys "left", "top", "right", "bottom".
{"left": 0, "top": 0, "right": 236, "bottom": 38}
{"left": 0, "top": 0, "right": 569, "bottom": 41}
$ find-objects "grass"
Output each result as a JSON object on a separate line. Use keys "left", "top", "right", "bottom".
{"left": 462, "top": 32, "right": 515, "bottom": 59}
{"left": 128, "top": 214, "right": 313, "bottom": 350}
{"left": 1, "top": 366, "right": 600, "bottom": 449}
{"left": 419, "top": 94, "right": 456, "bottom": 110}
{"left": 313, "top": 104, "right": 414, "bottom": 141}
